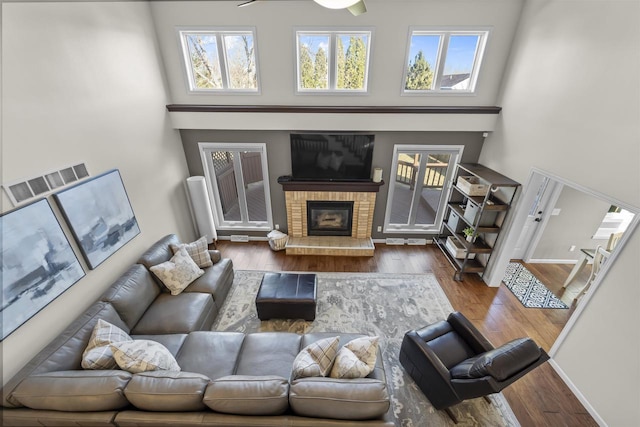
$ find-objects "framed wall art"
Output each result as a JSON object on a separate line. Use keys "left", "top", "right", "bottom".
{"left": 1, "top": 198, "right": 85, "bottom": 340}
{"left": 54, "top": 169, "right": 140, "bottom": 269}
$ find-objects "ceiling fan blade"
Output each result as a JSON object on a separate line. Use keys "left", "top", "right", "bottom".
{"left": 347, "top": 0, "right": 367, "bottom": 15}
{"left": 238, "top": 0, "right": 257, "bottom": 8}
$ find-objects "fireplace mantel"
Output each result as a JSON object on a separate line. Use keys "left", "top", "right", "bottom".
{"left": 277, "top": 178, "right": 384, "bottom": 193}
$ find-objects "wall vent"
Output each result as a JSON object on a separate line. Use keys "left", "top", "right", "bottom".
{"left": 406, "top": 238, "right": 428, "bottom": 246}
{"left": 230, "top": 235, "right": 250, "bottom": 242}
{"left": 385, "top": 238, "right": 405, "bottom": 245}
{"left": 3, "top": 163, "right": 89, "bottom": 206}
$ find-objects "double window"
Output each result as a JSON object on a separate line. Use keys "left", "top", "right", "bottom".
{"left": 295, "top": 30, "right": 372, "bottom": 93}
{"left": 179, "top": 29, "right": 259, "bottom": 93}
{"left": 403, "top": 29, "right": 489, "bottom": 94}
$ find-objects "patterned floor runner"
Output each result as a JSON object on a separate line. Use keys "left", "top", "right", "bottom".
{"left": 503, "top": 262, "right": 568, "bottom": 309}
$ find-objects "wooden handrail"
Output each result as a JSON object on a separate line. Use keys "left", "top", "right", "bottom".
{"left": 166, "top": 104, "right": 502, "bottom": 114}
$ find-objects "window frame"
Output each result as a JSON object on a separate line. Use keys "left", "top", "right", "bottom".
{"left": 178, "top": 27, "right": 261, "bottom": 94}
{"left": 401, "top": 27, "right": 490, "bottom": 95}
{"left": 294, "top": 27, "right": 373, "bottom": 94}
{"left": 199, "top": 142, "right": 273, "bottom": 231}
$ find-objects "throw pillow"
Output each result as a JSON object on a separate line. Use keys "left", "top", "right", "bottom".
{"left": 149, "top": 247, "right": 204, "bottom": 295}
{"left": 291, "top": 336, "right": 340, "bottom": 380}
{"left": 110, "top": 340, "right": 181, "bottom": 374}
{"left": 169, "top": 236, "right": 213, "bottom": 268}
{"left": 82, "top": 319, "right": 132, "bottom": 370}
{"left": 330, "top": 336, "right": 379, "bottom": 379}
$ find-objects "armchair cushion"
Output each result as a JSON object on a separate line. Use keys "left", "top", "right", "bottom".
{"left": 450, "top": 337, "right": 541, "bottom": 381}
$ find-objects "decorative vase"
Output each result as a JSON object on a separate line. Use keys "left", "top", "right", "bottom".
{"left": 466, "top": 235, "right": 474, "bottom": 242}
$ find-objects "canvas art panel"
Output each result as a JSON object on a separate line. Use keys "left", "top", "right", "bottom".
{"left": 54, "top": 169, "right": 140, "bottom": 269}
{"left": 1, "top": 198, "right": 85, "bottom": 340}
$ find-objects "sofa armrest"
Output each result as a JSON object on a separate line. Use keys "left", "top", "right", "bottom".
{"left": 208, "top": 250, "right": 222, "bottom": 264}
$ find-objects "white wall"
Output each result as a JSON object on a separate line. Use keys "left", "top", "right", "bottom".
{"left": 150, "top": 0, "right": 523, "bottom": 107}
{"left": 1, "top": 1, "right": 194, "bottom": 383}
{"left": 479, "top": 0, "right": 640, "bottom": 424}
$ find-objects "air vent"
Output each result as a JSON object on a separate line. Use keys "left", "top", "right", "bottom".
{"left": 385, "top": 238, "right": 405, "bottom": 245}
{"left": 3, "top": 163, "right": 89, "bottom": 206}
{"left": 230, "top": 235, "right": 250, "bottom": 242}
{"left": 406, "top": 238, "right": 428, "bottom": 246}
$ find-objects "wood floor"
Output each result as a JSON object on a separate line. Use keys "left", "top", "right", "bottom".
{"left": 216, "top": 240, "right": 597, "bottom": 427}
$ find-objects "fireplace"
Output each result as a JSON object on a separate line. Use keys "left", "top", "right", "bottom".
{"left": 307, "top": 201, "right": 354, "bottom": 236}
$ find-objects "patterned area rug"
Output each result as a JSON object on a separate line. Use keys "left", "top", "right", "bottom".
{"left": 503, "top": 263, "right": 568, "bottom": 309}
{"left": 212, "top": 270, "right": 520, "bottom": 427}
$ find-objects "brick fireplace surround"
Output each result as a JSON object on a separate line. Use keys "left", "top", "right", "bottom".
{"left": 279, "top": 180, "right": 383, "bottom": 256}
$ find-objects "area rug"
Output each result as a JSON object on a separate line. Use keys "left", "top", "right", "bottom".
{"left": 503, "top": 263, "right": 568, "bottom": 309}
{"left": 212, "top": 270, "right": 520, "bottom": 427}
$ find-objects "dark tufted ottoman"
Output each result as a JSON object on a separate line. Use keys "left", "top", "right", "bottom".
{"left": 255, "top": 273, "right": 317, "bottom": 321}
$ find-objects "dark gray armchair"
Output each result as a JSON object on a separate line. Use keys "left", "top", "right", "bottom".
{"left": 399, "top": 312, "right": 549, "bottom": 423}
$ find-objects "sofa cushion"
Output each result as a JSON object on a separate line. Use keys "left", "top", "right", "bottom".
{"left": 11, "top": 370, "right": 131, "bottom": 412}
{"left": 330, "top": 336, "right": 379, "bottom": 379}
{"left": 149, "top": 247, "right": 204, "bottom": 295}
{"left": 291, "top": 336, "right": 340, "bottom": 380}
{"left": 170, "top": 236, "right": 213, "bottom": 268}
{"left": 183, "top": 259, "right": 234, "bottom": 309}
{"left": 450, "top": 337, "right": 541, "bottom": 381}
{"left": 289, "top": 377, "right": 390, "bottom": 420}
{"left": 203, "top": 375, "right": 289, "bottom": 415}
{"left": 137, "top": 234, "right": 181, "bottom": 290}
{"left": 100, "top": 264, "right": 161, "bottom": 329}
{"left": 124, "top": 371, "right": 210, "bottom": 411}
{"left": 176, "top": 331, "right": 245, "bottom": 380}
{"left": 131, "top": 292, "right": 216, "bottom": 335}
{"left": 235, "top": 332, "right": 302, "bottom": 379}
{"left": 82, "top": 319, "right": 133, "bottom": 370}
{"left": 110, "top": 340, "right": 181, "bottom": 373}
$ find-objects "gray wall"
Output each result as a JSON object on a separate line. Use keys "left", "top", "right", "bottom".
{"left": 2, "top": 2, "right": 193, "bottom": 384}
{"left": 532, "top": 186, "right": 611, "bottom": 261}
{"left": 478, "top": 0, "right": 640, "bottom": 424}
{"left": 179, "top": 130, "right": 484, "bottom": 239}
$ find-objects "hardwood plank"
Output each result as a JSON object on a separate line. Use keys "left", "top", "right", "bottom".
{"left": 215, "top": 241, "right": 596, "bottom": 427}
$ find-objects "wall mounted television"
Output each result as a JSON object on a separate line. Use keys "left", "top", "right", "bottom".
{"left": 290, "top": 133, "right": 374, "bottom": 181}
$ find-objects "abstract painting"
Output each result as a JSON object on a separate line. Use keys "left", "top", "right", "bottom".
{"left": 1, "top": 198, "right": 85, "bottom": 340}
{"left": 54, "top": 169, "right": 140, "bottom": 269}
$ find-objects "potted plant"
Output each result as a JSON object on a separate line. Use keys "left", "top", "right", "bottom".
{"left": 462, "top": 227, "right": 475, "bottom": 242}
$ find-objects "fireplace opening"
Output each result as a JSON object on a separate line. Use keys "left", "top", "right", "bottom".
{"left": 307, "top": 201, "right": 354, "bottom": 236}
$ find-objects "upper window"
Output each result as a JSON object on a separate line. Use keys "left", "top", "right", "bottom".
{"left": 296, "top": 30, "right": 372, "bottom": 93}
{"left": 179, "top": 29, "right": 259, "bottom": 93}
{"left": 403, "top": 29, "right": 488, "bottom": 94}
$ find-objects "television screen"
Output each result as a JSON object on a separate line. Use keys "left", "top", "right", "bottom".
{"left": 290, "top": 133, "right": 374, "bottom": 181}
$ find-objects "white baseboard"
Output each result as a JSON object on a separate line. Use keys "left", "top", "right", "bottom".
{"left": 548, "top": 359, "right": 606, "bottom": 426}
{"left": 218, "top": 236, "right": 268, "bottom": 242}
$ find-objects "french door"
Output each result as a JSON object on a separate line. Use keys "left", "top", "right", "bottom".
{"left": 199, "top": 142, "right": 273, "bottom": 230}
{"left": 384, "top": 145, "right": 462, "bottom": 233}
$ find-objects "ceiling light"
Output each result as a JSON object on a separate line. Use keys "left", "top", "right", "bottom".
{"left": 314, "top": 0, "right": 367, "bottom": 15}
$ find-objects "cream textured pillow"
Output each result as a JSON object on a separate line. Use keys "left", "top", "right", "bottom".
{"left": 170, "top": 236, "right": 213, "bottom": 268}
{"left": 149, "top": 247, "right": 204, "bottom": 295}
{"left": 330, "top": 336, "right": 379, "bottom": 379}
{"left": 110, "top": 340, "right": 181, "bottom": 373}
{"left": 291, "top": 336, "right": 340, "bottom": 380}
{"left": 82, "top": 319, "right": 132, "bottom": 370}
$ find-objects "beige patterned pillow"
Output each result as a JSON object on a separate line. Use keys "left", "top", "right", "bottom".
{"left": 170, "top": 236, "right": 213, "bottom": 268}
{"left": 330, "top": 336, "right": 379, "bottom": 379}
{"left": 149, "top": 247, "right": 204, "bottom": 295}
{"left": 82, "top": 319, "right": 132, "bottom": 370}
{"left": 291, "top": 336, "right": 340, "bottom": 380}
{"left": 110, "top": 340, "right": 181, "bottom": 373}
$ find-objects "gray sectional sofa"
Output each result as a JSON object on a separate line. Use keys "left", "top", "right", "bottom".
{"left": 1, "top": 234, "right": 393, "bottom": 426}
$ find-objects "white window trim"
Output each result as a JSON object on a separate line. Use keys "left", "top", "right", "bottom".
{"left": 294, "top": 27, "right": 373, "bottom": 95}
{"left": 401, "top": 27, "right": 490, "bottom": 96}
{"left": 383, "top": 145, "right": 464, "bottom": 234}
{"left": 199, "top": 142, "right": 273, "bottom": 231}
{"left": 178, "top": 27, "right": 261, "bottom": 94}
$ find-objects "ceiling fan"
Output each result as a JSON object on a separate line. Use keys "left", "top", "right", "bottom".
{"left": 238, "top": 0, "right": 367, "bottom": 16}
